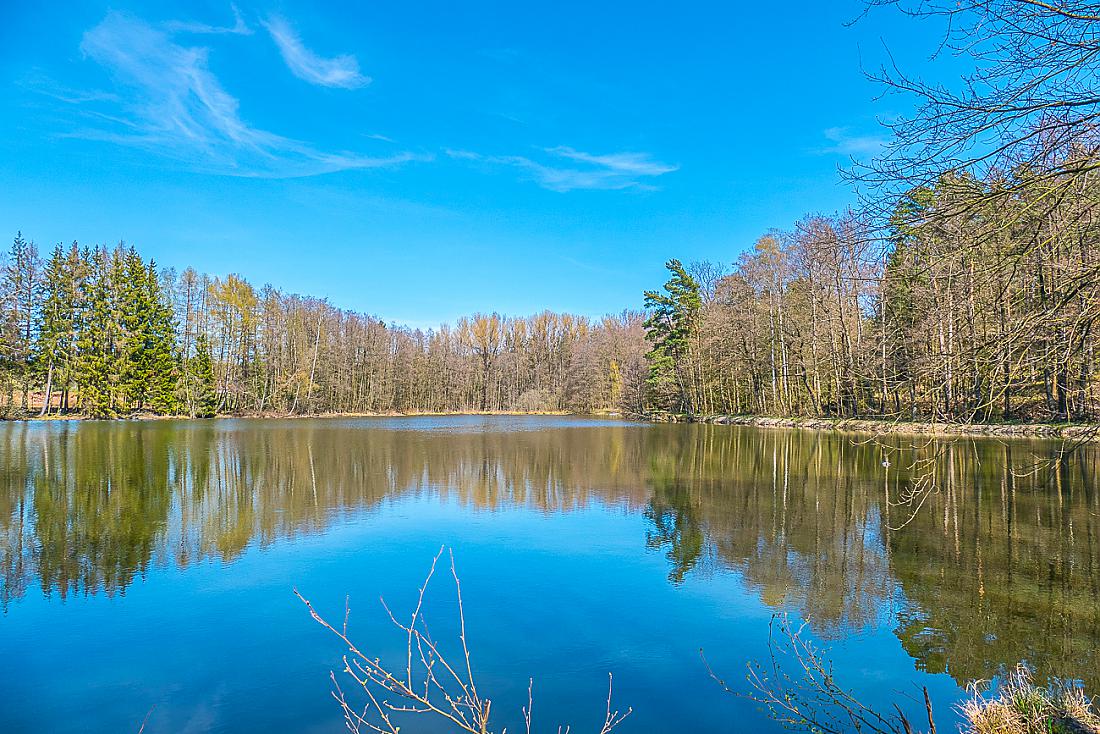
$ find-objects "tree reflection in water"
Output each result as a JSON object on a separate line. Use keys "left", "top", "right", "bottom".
{"left": 0, "top": 419, "right": 1097, "bottom": 690}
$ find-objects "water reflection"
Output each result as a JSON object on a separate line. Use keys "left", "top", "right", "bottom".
{"left": 1, "top": 419, "right": 1097, "bottom": 692}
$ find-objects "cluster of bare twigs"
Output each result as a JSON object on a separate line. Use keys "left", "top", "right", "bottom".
{"left": 857, "top": 0, "right": 1100, "bottom": 202}
{"left": 296, "top": 547, "right": 631, "bottom": 734}
{"left": 846, "top": 432, "right": 954, "bottom": 530}
{"left": 871, "top": 426, "right": 1099, "bottom": 532}
{"left": 703, "top": 613, "right": 936, "bottom": 734}
{"left": 705, "top": 612, "right": 1100, "bottom": 734}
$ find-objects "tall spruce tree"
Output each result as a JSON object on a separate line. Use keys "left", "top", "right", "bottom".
{"left": 60, "top": 244, "right": 86, "bottom": 412}
{"left": 74, "top": 247, "right": 118, "bottom": 418}
{"left": 2, "top": 232, "right": 42, "bottom": 413}
{"left": 119, "top": 248, "right": 152, "bottom": 411}
{"left": 189, "top": 333, "right": 217, "bottom": 418}
{"left": 144, "top": 260, "right": 178, "bottom": 414}
{"left": 35, "top": 244, "right": 79, "bottom": 415}
{"left": 108, "top": 249, "right": 179, "bottom": 415}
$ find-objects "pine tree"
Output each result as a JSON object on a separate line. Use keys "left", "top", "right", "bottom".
{"left": 60, "top": 244, "right": 87, "bottom": 413}
{"left": 144, "top": 260, "right": 179, "bottom": 415}
{"left": 1, "top": 232, "right": 42, "bottom": 413}
{"left": 189, "top": 333, "right": 217, "bottom": 418}
{"left": 73, "top": 247, "right": 118, "bottom": 418}
{"left": 643, "top": 259, "right": 701, "bottom": 414}
{"left": 119, "top": 248, "right": 152, "bottom": 411}
{"left": 35, "top": 244, "right": 79, "bottom": 415}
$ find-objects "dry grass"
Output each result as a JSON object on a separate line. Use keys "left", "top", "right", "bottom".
{"left": 960, "top": 666, "right": 1100, "bottom": 734}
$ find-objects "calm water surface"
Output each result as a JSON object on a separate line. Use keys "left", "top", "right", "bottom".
{"left": 1, "top": 416, "right": 1097, "bottom": 733}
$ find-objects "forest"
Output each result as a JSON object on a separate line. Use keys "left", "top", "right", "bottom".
{"left": 642, "top": 175, "right": 1100, "bottom": 423}
{"left": 3, "top": 169, "right": 1099, "bottom": 423}
{"left": 6, "top": 169, "right": 1096, "bottom": 424}
{"left": 0, "top": 235, "right": 648, "bottom": 418}
{"left": 6, "top": 159, "right": 1099, "bottom": 423}
{"left": 3, "top": 1, "right": 1099, "bottom": 423}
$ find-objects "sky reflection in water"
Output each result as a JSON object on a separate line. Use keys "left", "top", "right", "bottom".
{"left": 1, "top": 416, "right": 1097, "bottom": 733}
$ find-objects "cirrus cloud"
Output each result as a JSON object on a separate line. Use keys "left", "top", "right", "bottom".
{"left": 448, "top": 146, "right": 678, "bottom": 191}
{"left": 164, "top": 4, "right": 252, "bottom": 36}
{"left": 262, "top": 15, "right": 370, "bottom": 90}
{"left": 821, "top": 126, "right": 887, "bottom": 157}
{"left": 72, "top": 12, "right": 411, "bottom": 177}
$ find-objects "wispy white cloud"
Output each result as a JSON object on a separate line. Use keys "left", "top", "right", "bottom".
{"left": 448, "top": 146, "right": 677, "bottom": 192}
{"left": 547, "top": 147, "right": 677, "bottom": 177}
{"left": 20, "top": 71, "right": 120, "bottom": 104}
{"left": 165, "top": 4, "right": 252, "bottom": 35}
{"left": 262, "top": 15, "right": 370, "bottom": 89}
{"left": 73, "top": 12, "right": 413, "bottom": 177}
{"left": 821, "top": 126, "right": 887, "bottom": 157}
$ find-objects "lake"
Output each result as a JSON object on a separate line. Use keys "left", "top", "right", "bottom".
{"left": 1, "top": 416, "right": 1097, "bottom": 733}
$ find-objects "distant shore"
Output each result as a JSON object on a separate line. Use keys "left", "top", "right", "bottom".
{"left": 16, "top": 409, "right": 593, "bottom": 422}
{"left": 645, "top": 413, "right": 1100, "bottom": 441}
{"left": 11, "top": 411, "right": 1100, "bottom": 441}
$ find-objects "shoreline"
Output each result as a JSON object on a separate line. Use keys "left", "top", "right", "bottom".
{"left": 646, "top": 413, "right": 1100, "bottom": 441}
{"left": 14, "top": 409, "right": 595, "bottom": 422}
{"left": 9, "top": 410, "right": 1099, "bottom": 440}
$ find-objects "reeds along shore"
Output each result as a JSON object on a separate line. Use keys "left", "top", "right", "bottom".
{"left": 961, "top": 668, "right": 1100, "bottom": 734}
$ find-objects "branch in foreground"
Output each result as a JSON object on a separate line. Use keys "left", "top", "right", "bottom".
{"left": 703, "top": 612, "right": 1100, "bottom": 734}
{"left": 295, "top": 546, "right": 631, "bottom": 734}
{"left": 703, "top": 613, "right": 916, "bottom": 734}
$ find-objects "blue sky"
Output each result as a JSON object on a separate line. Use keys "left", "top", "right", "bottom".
{"left": 0, "top": 1, "right": 956, "bottom": 328}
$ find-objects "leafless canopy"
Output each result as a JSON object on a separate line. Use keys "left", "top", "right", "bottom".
{"left": 858, "top": 0, "right": 1100, "bottom": 205}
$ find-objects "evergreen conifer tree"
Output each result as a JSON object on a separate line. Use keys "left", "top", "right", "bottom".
{"left": 73, "top": 247, "right": 118, "bottom": 418}
{"left": 2, "top": 232, "right": 42, "bottom": 413}
{"left": 144, "top": 260, "right": 179, "bottom": 415}
{"left": 35, "top": 244, "right": 79, "bottom": 415}
{"left": 59, "top": 243, "right": 86, "bottom": 413}
{"left": 119, "top": 248, "right": 152, "bottom": 411}
{"left": 642, "top": 259, "right": 701, "bottom": 414}
{"left": 190, "top": 333, "right": 217, "bottom": 418}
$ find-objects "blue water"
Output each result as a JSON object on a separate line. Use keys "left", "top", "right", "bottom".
{"left": 1, "top": 416, "right": 1095, "bottom": 732}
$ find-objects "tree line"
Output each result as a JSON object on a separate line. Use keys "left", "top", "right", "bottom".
{"left": 640, "top": 169, "right": 1100, "bottom": 423}
{"left": 7, "top": 1, "right": 1098, "bottom": 424}
{"left": 7, "top": 161, "right": 1098, "bottom": 424}
{"left": 0, "top": 235, "right": 647, "bottom": 418}
{"left": 640, "top": 0, "right": 1100, "bottom": 423}
{"left": 0, "top": 237, "right": 205, "bottom": 419}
